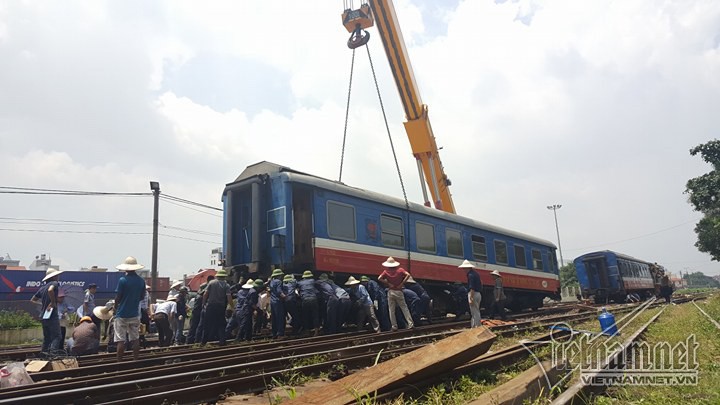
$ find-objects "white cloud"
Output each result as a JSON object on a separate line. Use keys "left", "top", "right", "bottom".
{"left": 1, "top": 0, "right": 720, "bottom": 279}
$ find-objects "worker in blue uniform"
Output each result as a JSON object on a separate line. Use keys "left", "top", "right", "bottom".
{"left": 315, "top": 273, "right": 338, "bottom": 334}
{"left": 297, "top": 271, "right": 320, "bottom": 336}
{"left": 237, "top": 279, "right": 262, "bottom": 341}
{"left": 230, "top": 278, "right": 253, "bottom": 341}
{"left": 405, "top": 276, "right": 432, "bottom": 324}
{"left": 268, "top": 269, "right": 286, "bottom": 338}
{"left": 282, "top": 274, "right": 301, "bottom": 334}
{"left": 361, "top": 275, "right": 390, "bottom": 331}
{"left": 333, "top": 282, "right": 352, "bottom": 330}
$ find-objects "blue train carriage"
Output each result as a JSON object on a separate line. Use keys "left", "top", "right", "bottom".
{"left": 574, "top": 251, "right": 657, "bottom": 303}
{"left": 223, "top": 162, "right": 561, "bottom": 312}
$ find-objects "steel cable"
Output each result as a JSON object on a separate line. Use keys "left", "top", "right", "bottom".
{"left": 364, "top": 44, "right": 413, "bottom": 267}
{"left": 339, "top": 48, "right": 357, "bottom": 182}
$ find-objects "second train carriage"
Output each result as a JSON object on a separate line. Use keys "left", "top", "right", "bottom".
{"left": 223, "top": 162, "right": 561, "bottom": 312}
{"left": 574, "top": 250, "right": 665, "bottom": 303}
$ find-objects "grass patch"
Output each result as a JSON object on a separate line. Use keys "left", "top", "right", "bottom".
{"left": 291, "top": 354, "right": 329, "bottom": 368}
{"left": 674, "top": 288, "right": 717, "bottom": 295}
{"left": 595, "top": 296, "right": 720, "bottom": 404}
{"left": 0, "top": 310, "right": 40, "bottom": 329}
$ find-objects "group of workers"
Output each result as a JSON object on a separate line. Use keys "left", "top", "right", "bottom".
{"left": 30, "top": 268, "right": 106, "bottom": 357}
{"left": 186, "top": 256, "right": 507, "bottom": 342}
{"left": 32, "top": 256, "right": 154, "bottom": 361}
{"left": 32, "top": 255, "right": 507, "bottom": 359}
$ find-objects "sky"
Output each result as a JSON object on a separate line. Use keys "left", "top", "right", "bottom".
{"left": 1, "top": 0, "right": 719, "bottom": 281}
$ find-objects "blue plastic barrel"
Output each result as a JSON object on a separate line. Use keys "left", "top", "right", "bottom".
{"left": 598, "top": 307, "right": 618, "bottom": 336}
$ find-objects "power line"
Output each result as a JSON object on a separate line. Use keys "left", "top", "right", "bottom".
{"left": 0, "top": 216, "right": 218, "bottom": 236}
{"left": 160, "top": 233, "right": 221, "bottom": 245}
{"left": 0, "top": 186, "right": 150, "bottom": 196}
{"left": 0, "top": 217, "right": 149, "bottom": 226}
{"left": 565, "top": 218, "right": 701, "bottom": 253}
{"left": 162, "top": 194, "right": 222, "bottom": 211}
{"left": 0, "top": 228, "right": 220, "bottom": 245}
{"left": 0, "top": 190, "right": 149, "bottom": 196}
{"left": 160, "top": 223, "right": 222, "bottom": 237}
{"left": 0, "top": 228, "right": 151, "bottom": 235}
{"left": 161, "top": 198, "right": 223, "bottom": 218}
{"left": 0, "top": 187, "right": 222, "bottom": 215}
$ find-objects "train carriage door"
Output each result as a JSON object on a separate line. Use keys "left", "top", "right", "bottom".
{"left": 597, "top": 259, "right": 610, "bottom": 288}
{"left": 292, "top": 186, "right": 314, "bottom": 268}
{"left": 224, "top": 188, "right": 253, "bottom": 270}
{"left": 584, "top": 258, "right": 609, "bottom": 289}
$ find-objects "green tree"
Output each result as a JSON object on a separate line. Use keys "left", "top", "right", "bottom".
{"left": 686, "top": 140, "right": 720, "bottom": 261}
{"left": 560, "top": 262, "right": 578, "bottom": 288}
{"left": 682, "top": 271, "right": 720, "bottom": 288}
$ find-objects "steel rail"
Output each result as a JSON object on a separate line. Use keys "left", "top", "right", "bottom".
{"left": 0, "top": 330, "right": 456, "bottom": 404}
{"left": 374, "top": 297, "right": 689, "bottom": 403}
{"left": 1, "top": 313, "right": 592, "bottom": 402}
{"left": 1, "top": 295, "right": 705, "bottom": 404}
{"left": 551, "top": 306, "right": 667, "bottom": 404}
{"left": 692, "top": 299, "right": 720, "bottom": 330}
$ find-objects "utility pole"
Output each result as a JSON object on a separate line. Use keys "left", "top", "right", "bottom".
{"left": 547, "top": 204, "right": 564, "bottom": 269}
{"left": 150, "top": 181, "right": 160, "bottom": 301}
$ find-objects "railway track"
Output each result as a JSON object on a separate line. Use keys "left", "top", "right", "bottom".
{"left": 373, "top": 294, "right": 709, "bottom": 405}
{"left": 0, "top": 302, "right": 580, "bottom": 363}
{"left": 0, "top": 309, "right": 603, "bottom": 404}
{"left": 365, "top": 297, "right": 667, "bottom": 404}
{"left": 0, "top": 294, "right": 706, "bottom": 404}
{"left": 0, "top": 314, "right": 632, "bottom": 404}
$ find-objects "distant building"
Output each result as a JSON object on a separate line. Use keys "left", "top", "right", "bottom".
{"left": 210, "top": 247, "right": 223, "bottom": 269}
{"left": 28, "top": 254, "right": 59, "bottom": 271}
{"left": 670, "top": 277, "right": 687, "bottom": 289}
{"left": 80, "top": 266, "right": 109, "bottom": 272}
{"left": 0, "top": 254, "right": 25, "bottom": 270}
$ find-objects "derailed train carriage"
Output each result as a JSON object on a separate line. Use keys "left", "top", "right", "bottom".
{"left": 574, "top": 250, "right": 666, "bottom": 303}
{"left": 222, "top": 162, "right": 561, "bottom": 312}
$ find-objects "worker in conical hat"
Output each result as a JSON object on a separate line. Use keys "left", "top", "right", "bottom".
{"left": 459, "top": 259, "right": 483, "bottom": 328}
{"left": 378, "top": 257, "right": 414, "bottom": 331}
{"left": 346, "top": 276, "right": 379, "bottom": 333}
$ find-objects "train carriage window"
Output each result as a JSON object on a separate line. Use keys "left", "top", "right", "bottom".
{"left": 514, "top": 245, "right": 527, "bottom": 268}
{"left": 381, "top": 214, "right": 404, "bottom": 248}
{"left": 267, "top": 207, "right": 286, "bottom": 231}
{"left": 532, "top": 249, "right": 543, "bottom": 271}
{"left": 327, "top": 201, "right": 356, "bottom": 240}
{"left": 446, "top": 229, "right": 463, "bottom": 258}
{"left": 471, "top": 235, "right": 488, "bottom": 262}
{"left": 416, "top": 222, "right": 436, "bottom": 253}
{"left": 618, "top": 260, "right": 626, "bottom": 276}
{"left": 494, "top": 240, "right": 508, "bottom": 265}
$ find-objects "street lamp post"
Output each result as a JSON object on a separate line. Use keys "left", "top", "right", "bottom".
{"left": 547, "top": 204, "right": 564, "bottom": 268}
{"left": 150, "top": 181, "right": 160, "bottom": 302}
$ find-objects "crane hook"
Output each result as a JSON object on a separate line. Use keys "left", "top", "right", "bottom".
{"left": 347, "top": 25, "right": 370, "bottom": 49}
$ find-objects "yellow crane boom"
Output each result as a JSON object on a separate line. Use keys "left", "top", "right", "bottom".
{"left": 342, "top": 0, "right": 456, "bottom": 214}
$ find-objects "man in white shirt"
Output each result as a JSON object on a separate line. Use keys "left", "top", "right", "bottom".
{"left": 153, "top": 296, "right": 177, "bottom": 347}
